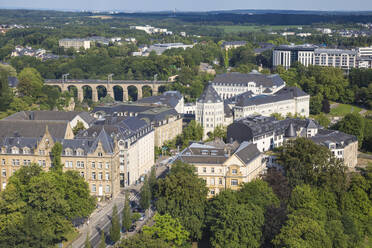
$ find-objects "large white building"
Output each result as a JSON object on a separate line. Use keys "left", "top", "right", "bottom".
{"left": 211, "top": 71, "right": 286, "bottom": 100}
{"left": 196, "top": 85, "right": 229, "bottom": 139}
{"left": 273, "top": 44, "right": 358, "bottom": 70}
{"left": 358, "top": 46, "right": 372, "bottom": 57}
{"left": 228, "top": 87, "right": 310, "bottom": 119}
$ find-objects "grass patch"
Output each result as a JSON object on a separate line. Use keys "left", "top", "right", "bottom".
{"left": 209, "top": 25, "right": 305, "bottom": 33}
{"left": 329, "top": 103, "right": 362, "bottom": 116}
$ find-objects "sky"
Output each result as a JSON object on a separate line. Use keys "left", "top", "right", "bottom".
{"left": 0, "top": 0, "right": 371, "bottom": 12}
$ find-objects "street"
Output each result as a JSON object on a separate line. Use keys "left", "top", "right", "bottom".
{"left": 70, "top": 162, "right": 169, "bottom": 248}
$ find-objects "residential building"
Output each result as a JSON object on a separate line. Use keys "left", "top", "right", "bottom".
{"left": 92, "top": 104, "right": 182, "bottom": 147}
{"left": 184, "top": 103, "right": 196, "bottom": 115}
{"left": 211, "top": 71, "right": 286, "bottom": 100}
{"left": 177, "top": 140, "right": 265, "bottom": 197}
{"left": 222, "top": 41, "right": 247, "bottom": 50}
{"left": 136, "top": 91, "right": 184, "bottom": 114}
{"left": 139, "top": 43, "right": 194, "bottom": 56}
{"left": 358, "top": 46, "right": 372, "bottom": 57}
{"left": 229, "top": 86, "right": 310, "bottom": 118}
{"left": 357, "top": 56, "right": 372, "bottom": 69}
{"left": 130, "top": 25, "right": 172, "bottom": 35}
{"left": 59, "top": 38, "right": 91, "bottom": 50}
{"left": 199, "top": 63, "right": 216, "bottom": 75}
{"left": 227, "top": 115, "right": 358, "bottom": 168}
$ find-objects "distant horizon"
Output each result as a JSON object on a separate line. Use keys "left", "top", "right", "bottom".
{"left": 1, "top": 0, "right": 372, "bottom": 13}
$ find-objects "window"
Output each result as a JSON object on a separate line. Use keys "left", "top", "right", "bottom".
{"left": 80, "top": 161, "right": 84, "bottom": 168}
{"left": 105, "top": 172, "right": 110, "bottom": 180}
{"left": 2, "top": 169, "right": 6, "bottom": 177}
{"left": 2, "top": 182, "right": 6, "bottom": 189}
{"left": 65, "top": 149, "right": 72, "bottom": 156}
{"left": 98, "top": 152, "right": 103, "bottom": 157}
{"left": 219, "top": 178, "right": 223, "bottom": 185}
{"left": 211, "top": 167, "right": 215, "bottom": 173}
{"left": 76, "top": 149, "right": 84, "bottom": 156}
{"left": 210, "top": 178, "right": 215, "bottom": 185}
{"left": 105, "top": 185, "right": 110, "bottom": 193}
{"left": 69, "top": 161, "right": 73, "bottom": 168}
{"left": 12, "top": 159, "right": 20, "bottom": 166}
{"left": 11, "top": 147, "right": 19, "bottom": 154}
{"left": 91, "top": 162, "right": 95, "bottom": 168}
{"left": 23, "top": 148, "right": 30, "bottom": 155}
{"left": 203, "top": 167, "right": 206, "bottom": 173}
{"left": 231, "top": 179, "right": 238, "bottom": 186}
{"left": 23, "top": 160, "right": 31, "bottom": 166}
{"left": 65, "top": 161, "right": 69, "bottom": 168}
{"left": 1, "top": 159, "right": 5, "bottom": 165}
{"left": 92, "top": 172, "right": 96, "bottom": 180}
{"left": 232, "top": 169, "right": 237, "bottom": 174}
{"left": 92, "top": 184, "right": 96, "bottom": 192}
{"left": 98, "top": 172, "right": 103, "bottom": 180}
{"left": 105, "top": 162, "right": 110, "bottom": 169}
{"left": 98, "top": 162, "right": 103, "bottom": 169}
{"left": 80, "top": 172, "right": 84, "bottom": 178}
{"left": 210, "top": 190, "right": 215, "bottom": 195}
{"left": 39, "top": 150, "right": 45, "bottom": 156}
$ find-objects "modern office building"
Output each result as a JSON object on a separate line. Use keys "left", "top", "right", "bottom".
{"left": 273, "top": 44, "right": 317, "bottom": 69}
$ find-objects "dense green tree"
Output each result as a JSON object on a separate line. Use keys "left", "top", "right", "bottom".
{"left": 122, "top": 194, "right": 132, "bottom": 232}
{"left": 0, "top": 68, "right": 13, "bottom": 112}
{"left": 275, "top": 138, "right": 347, "bottom": 191}
{"left": 321, "top": 98, "right": 331, "bottom": 113}
{"left": 118, "top": 233, "right": 169, "bottom": 248}
{"left": 109, "top": 204, "right": 121, "bottom": 243}
{"left": 143, "top": 213, "right": 189, "bottom": 247}
{"left": 310, "top": 94, "right": 323, "bottom": 115}
{"left": 16, "top": 67, "right": 43, "bottom": 99}
{"left": 148, "top": 167, "right": 157, "bottom": 197}
{"left": 155, "top": 161, "right": 208, "bottom": 240}
{"left": 72, "top": 121, "right": 86, "bottom": 135}
{"left": 140, "top": 176, "right": 151, "bottom": 210}
{"left": 51, "top": 142, "right": 63, "bottom": 172}
{"left": 314, "top": 113, "right": 331, "bottom": 128}
{"left": 333, "top": 113, "right": 365, "bottom": 148}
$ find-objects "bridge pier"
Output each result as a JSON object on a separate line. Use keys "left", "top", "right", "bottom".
{"left": 92, "top": 90, "right": 98, "bottom": 102}
{"left": 123, "top": 90, "right": 128, "bottom": 102}
{"left": 77, "top": 87, "right": 84, "bottom": 102}
{"left": 137, "top": 88, "right": 142, "bottom": 100}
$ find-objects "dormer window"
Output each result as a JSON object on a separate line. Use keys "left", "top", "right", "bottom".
{"left": 39, "top": 150, "right": 45, "bottom": 156}
{"left": 23, "top": 148, "right": 30, "bottom": 155}
{"left": 11, "top": 147, "right": 19, "bottom": 154}
{"left": 65, "top": 149, "right": 73, "bottom": 156}
{"left": 98, "top": 152, "right": 103, "bottom": 157}
{"left": 76, "top": 149, "right": 84, "bottom": 156}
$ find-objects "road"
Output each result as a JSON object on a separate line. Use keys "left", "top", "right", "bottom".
{"left": 70, "top": 163, "right": 169, "bottom": 248}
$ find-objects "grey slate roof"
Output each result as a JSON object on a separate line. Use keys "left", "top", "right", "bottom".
{"left": 7, "top": 76, "right": 18, "bottom": 88}
{"left": 310, "top": 129, "right": 358, "bottom": 148}
{"left": 4, "top": 111, "right": 95, "bottom": 124}
{"left": 136, "top": 91, "right": 182, "bottom": 109}
{"left": 212, "top": 71, "right": 285, "bottom": 88}
{"left": 284, "top": 123, "right": 296, "bottom": 137}
{"left": 234, "top": 141, "right": 261, "bottom": 164}
{"left": 234, "top": 87, "right": 308, "bottom": 107}
{"left": 177, "top": 140, "right": 259, "bottom": 166}
{"left": 197, "top": 84, "right": 222, "bottom": 103}
{"left": 0, "top": 120, "right": 69, "bottom": 139}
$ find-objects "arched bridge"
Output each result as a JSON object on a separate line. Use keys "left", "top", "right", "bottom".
{"left": 44, "top": 79, "right": 172, "bottom": 102}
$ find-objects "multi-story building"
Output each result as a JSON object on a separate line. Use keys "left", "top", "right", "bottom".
{"left": 273, "top": 44, "right": 358, "bottom": 70}
{"left": 0, "top": 112, "right": 155, "bottom": 201}
{"left": 313, "top": 49, "right": 357, "bottom": 69}
{"left": 59, "top": 38, "right": 91, "bottom": 50}
{"left": 227, "top": 115, "right": 358, "bottom": 168}
{"left": 229, "top": 86, "right": 310, "bottom": 118}
{"left": 211, "top": 71, "right": 286, "bottom": 100}
{"left": 196, "top": 85, "right": 228, "bottom": 139}
{"left": 92, "top": 104, "right": 182, "bottom": 147}
{"left": 273, "top": 44, "right": 317, "bottom": 69}
{"left": 177, "top": 140, "right": 264, "bottom": 197}
{"left": 222, "top": 41, "right": 247, "bottom": 50}
{"left": 358, "top": 46, "right": 372, "bottom": 57}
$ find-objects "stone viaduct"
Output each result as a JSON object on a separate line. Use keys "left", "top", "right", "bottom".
{"left": 44, "top": 79, "right": 171, "bottom": 102}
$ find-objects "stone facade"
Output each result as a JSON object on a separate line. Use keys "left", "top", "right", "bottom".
{"left": 177, "top": 140, "right": 265, "bottom": 197}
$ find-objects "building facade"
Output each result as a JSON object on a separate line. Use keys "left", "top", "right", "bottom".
{"left": 177, "top": 140, "right": 265, "bottom": 197}
{"left": 230, "top": 87, "right": 310, "bottom": 118}
{"left": 59, "top": 38, "right": 91, "bottom": 50}
{"left": 227, "top": 115, "right": 358, "bottom": 168}
{"left": 211, "top": 71, "right": 286, "bottom": 100}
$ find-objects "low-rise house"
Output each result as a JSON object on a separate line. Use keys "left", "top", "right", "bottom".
{"left": 136, "top": 91, "right": 184, "bottom": 114}
{"left": 177, "top": 140, "right": 265, "bottom": 197}
{"left": 222, "top": 41, "right": 247, "bottom": 50}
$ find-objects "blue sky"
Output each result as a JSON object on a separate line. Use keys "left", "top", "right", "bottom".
{"left": 0, "top": 0, "right": 371, "bottom": 12}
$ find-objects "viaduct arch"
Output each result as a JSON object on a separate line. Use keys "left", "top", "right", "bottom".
{"left": 44, "top": 79, "right": 171, "bottom": 102}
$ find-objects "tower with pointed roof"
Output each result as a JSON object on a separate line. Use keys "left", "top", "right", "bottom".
{"left": 196, "top": 84, "right": 225, "bottom": 139}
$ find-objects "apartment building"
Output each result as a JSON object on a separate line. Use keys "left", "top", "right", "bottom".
{"left": 59, "top": 38, "right": 91, "bottom": 50}
{"left": 313, "top": 49, "right": 357, "bottom": 69}
{"left": 177, "top": 140, "right": 265, "bottom": 197}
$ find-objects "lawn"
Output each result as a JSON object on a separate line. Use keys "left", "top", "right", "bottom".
{"left": 210, "top": 25, "right": 305, "bottom": 33}
{"left": 329, "top": 103, "right": 363, "bottom": 116}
